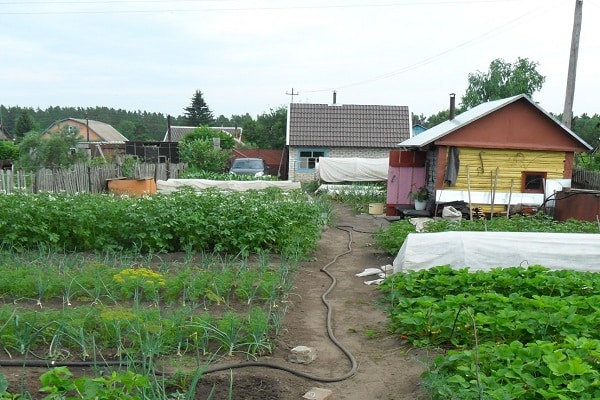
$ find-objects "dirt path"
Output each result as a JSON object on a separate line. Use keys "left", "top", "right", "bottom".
{"left": 266, "top": 203, "right": 429, "bottom": 400}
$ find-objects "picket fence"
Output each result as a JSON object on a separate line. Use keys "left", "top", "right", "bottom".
{"left": 572, "top": 168, "right": 600, "bottom": 190}
{"left": 0, "top": 162, "right": 187, "bottom": 194}
{"left": 2, "top": 164, "right": 598, "bottom": 195}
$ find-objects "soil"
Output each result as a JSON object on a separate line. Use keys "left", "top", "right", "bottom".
{"left": 1, "top": 203, "right": 430, "bottom": 399}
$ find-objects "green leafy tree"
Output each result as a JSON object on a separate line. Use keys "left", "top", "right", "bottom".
{"left": 571, "top": 113, "right": 600, "bottom": 150}
{"left": 425, "top": 109, "right": 453, "bottom": 128}
{"left": 412, "top": 113, "right": 427, "bottom": 126}
{"left": 183, "top": 90, "right": 214, "bottom": 126}
{"left": 230, "top": 113, "right": 253, "bottom": 129}
{"left": 182, "top": 126, "right": 235, "bottom": 150}
{"left": 130, "top": 122, "right": 152, "bottom": 141}
{"left": 0, "top": 141, "right": 19, "bottom": 161}
{"left": 461, "top": 57, "right": 545, "bottom": 109}
{"left": 242, "top": 106, "right": 287, "bottom": 149}
{"left": 117, "top": 120, "right": 136, "bottom": 138}
{"left": 179, "top": 139, "right": 230, "bottom": 173}
{"left": 214, "top": 115, "right": 231, "bottom": 126}
{"left": 14, "top": 109, "right": 38, "bottom": 140}
{"left": 16, "top": 127, "right": 87, "bottom": 171}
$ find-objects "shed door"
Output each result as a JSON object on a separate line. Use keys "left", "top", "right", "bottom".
{"left": 387, "top": 166, "right": 426, "bottom": 205}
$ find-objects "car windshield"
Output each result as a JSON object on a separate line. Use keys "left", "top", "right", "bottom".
{"left": 234, "top": 159, "right": 263, "bottom": 169}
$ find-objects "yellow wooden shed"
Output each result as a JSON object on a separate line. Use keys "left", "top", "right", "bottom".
{"left": 395, "top": 95, "right": 592, "bottom": 216}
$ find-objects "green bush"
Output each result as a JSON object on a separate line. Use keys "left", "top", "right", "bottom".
{"left": 0, "top": 141, "right": 18, "bottom": 161}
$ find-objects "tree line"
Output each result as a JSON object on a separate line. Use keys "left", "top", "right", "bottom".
{"left": 2, "top": 58, "right": 599, "bottom": 165}
{"left": 0, "top": 90, "right": 288, "bottom": 151}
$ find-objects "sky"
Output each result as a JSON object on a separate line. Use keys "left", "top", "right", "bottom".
{"left": 1, "top": 0, "right": 599, "bottom": 122}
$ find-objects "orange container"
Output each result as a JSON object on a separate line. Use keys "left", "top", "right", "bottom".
{"left": 107, "top": 178, "right": 157, "bottom": 197}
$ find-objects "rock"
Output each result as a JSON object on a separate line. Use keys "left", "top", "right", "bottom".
{"left": 303, "top": 387, "right": 333, "bottom": 399}
{"left": 288, "top": 345, "right": 317, "bottom": 364}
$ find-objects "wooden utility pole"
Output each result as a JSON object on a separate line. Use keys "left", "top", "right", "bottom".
{"left": 562, "top": 0, "right": 583, "bottom": 129}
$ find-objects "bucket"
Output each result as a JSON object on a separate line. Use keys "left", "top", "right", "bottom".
{"left": 368, "top": 203, "right": 384, "bottom": 215}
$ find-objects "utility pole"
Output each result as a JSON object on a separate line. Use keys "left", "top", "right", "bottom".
{"left": 286, "top": 88, "right": 299, "bottom": 103}
{"left": 562, "top": 0, "right": 583, "bottom": 129}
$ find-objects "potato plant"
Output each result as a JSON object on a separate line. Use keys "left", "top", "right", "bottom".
{"left": 0, "top": 187, "right": 323, "bottom": 256}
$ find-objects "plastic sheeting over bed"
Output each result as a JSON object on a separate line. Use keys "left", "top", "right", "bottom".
{"left": 156, "top": 179, "right": 301, "bottom": 193}
{"left": 316, "top": 157, "right": 388, "bottom": 182}
{"left": 393, "top": 231, "right": 600, "bottom": 273}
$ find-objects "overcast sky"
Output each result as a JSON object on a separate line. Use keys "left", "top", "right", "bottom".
{"left": 1, "top": 0, "right": 599, "bottom": 121}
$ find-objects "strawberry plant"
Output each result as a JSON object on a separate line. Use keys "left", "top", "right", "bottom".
{"left": 424, "top": 337, "right": 600, "bottom": 399}
{"left": 382, "top": 266, "right": 600, "bottom": 398}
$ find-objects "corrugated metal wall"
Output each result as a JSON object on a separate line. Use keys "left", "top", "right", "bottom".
{"left": 452, "top": 148, "right": 565, "bottom": 192}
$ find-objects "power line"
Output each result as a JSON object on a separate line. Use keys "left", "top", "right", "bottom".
{"left": 300, "top": 0, "right": 559, "bottom": 94}
{"left": 0, "top": 0, "right": 537, "bottom": 15}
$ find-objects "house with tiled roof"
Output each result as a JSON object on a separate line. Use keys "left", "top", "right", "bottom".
{"left": 42, "top": 118, "right": 129, "bottom": 158}
{"left": 286, "top": 99, "right": 411, "bottom": 182}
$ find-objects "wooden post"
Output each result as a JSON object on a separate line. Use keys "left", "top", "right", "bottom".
{"left": 490, "top": 167, "right": 499, "bottom": 219}
{"left": 506, "top": 178, "right": 514, "bottom": 219}
{"left": 562, "top": 0, "right": 583, "bottom": 129}
{"left": 467, "top": 165, "right": 473, "bottom": 220}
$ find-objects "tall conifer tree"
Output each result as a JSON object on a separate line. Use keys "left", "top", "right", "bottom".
{"left": 183, "top": 90, "right": 214, "bottom": 126}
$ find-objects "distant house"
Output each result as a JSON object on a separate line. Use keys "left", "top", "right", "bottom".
{"left": 389, "top": 94, "right": 592, "bottom": 216}
{"left": 286, "top": 99, "right": 411, "bottom": 182}
{"left": 162, "top": 126, "right": 243, "bottom": 143}
{"left": 0, "top": 124, "right": 12, "bottom": 141}
{"left": 42, "top": 118, "right": 128, "bottom": 158}
{"left": 412, "top": 124, "right": 428, "bottom": 135}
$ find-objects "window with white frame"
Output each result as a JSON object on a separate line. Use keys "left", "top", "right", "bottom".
{"left": 298, "top": 149, "right": 326, "bottom": 171}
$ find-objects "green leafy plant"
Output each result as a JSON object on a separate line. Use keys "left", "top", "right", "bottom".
{"left": 408, "top": 185, "right": 429, "bottom": 201}
{"left": 380, "top": 265, "right": 600, "bottom": 399}
{"left": 39, "top": 366, "right": 149, "bottom": 399}
{"left": 0, "top": 188, "right": 323, "bottom": 256}
{"left": 424, "top": 337, "right": 600, "bottom": 399}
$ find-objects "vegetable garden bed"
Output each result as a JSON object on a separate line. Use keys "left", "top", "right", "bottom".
{"left": 0, "top": 188, "right": 325, "bottom": 398}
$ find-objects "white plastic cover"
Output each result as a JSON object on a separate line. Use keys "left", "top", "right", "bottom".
{"left": 393, "top": 231, "right": 600, "bottom": 273}
{"left": 156, "top": 179, "right": 301, "bottom": 193}
{"left": 317, "top": 157, "right": 389, "bottom": 182}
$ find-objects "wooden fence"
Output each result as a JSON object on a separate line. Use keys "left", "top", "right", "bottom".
{"left": 572, "top": 168, "right": 600, "bottom": 190}
{"left": 0, "top": 162, "right": 187, "bottom": 194}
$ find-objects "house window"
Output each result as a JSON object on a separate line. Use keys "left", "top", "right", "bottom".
{"left": 298, "top": 149, "right": 327, "bottom": 171}
{"left": 522, "top": 171, "right": 547, "bottom": 193}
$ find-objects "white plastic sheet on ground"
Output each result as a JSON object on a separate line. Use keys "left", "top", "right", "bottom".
{"left": 392, "top": 231, "right": 600, "bottom": 273}
{"left": 316, "top": 157, "right": 388, "bottom": 182}
{"left": 156, "top": 179, "right": 301, "bottom": 193}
